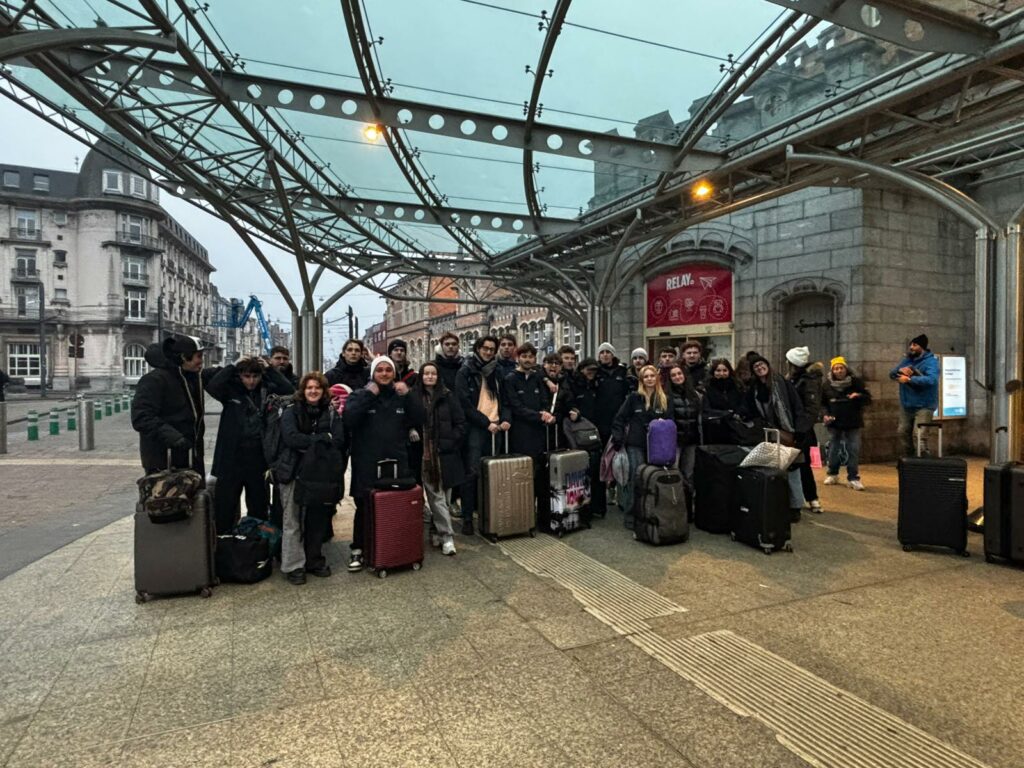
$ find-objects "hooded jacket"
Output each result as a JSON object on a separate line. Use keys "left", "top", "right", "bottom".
{"left": 393, "top": 360, "right": 419, "bottom": 387}
{"left": 131, "top": 338, "right": 215, "bottom": 473}
{"left": 325, "top": 356, "right": 370, "bottom": 391}
{"left": 434, "top": 352, "right": 464, "bottom": 392}
{"left": 787, "top": 362, "right": 824, "bottom": 434}
{"left": 206, "top": 363, "right": 295, "bottom": 477}
{"left": 455, "top": 353, "right": 509, "bottom": 432}
{"left": 343, "top": 383, "right": 426, "bottom": 497}
{"left": 889, "top": 349, "right": 939, "bottom": 410}
{"left": 594, "top": 357, "right": 630, "bottom": 438}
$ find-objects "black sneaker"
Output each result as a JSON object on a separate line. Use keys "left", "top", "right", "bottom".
{"left": 461, "top": 519, "right": 474, "bottom": 536}
{"left": 347, "top": 550, "right": 364, "bottom": 573}
{"left": 309, "top": 565, "right": 332, "bottom": 578}
{"left": 790, "top": 508, "right": 802, "bottom": 523}
{"left": 286, "top": 569, "right": 306, "bottom": 585}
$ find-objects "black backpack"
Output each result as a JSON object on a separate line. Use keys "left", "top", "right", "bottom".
{"left": 295, "top": 413, "right": 345, "bottom": 506}
{"left": 262, "top": 394, "right": 296, "bottom": 483}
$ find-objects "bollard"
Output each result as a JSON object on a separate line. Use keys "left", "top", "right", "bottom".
{"left": 49, "top": 409, "right": 59, "bottom": 436}
{"left": 94, "top": 401, "right": 102, "bottom": 421}
{"left": 114, "top": 397, "right": 121, "bottom": 414}
{"left": 27, "top": 410, "right": 39, "bottom": 441}
{"left": 104, "top": 400, "right": 113, "bottom": 417}
{"left": 78, "top": 400, "right": 95, "bottom": 451}
{"left": 0, "top": 402, "right": 7, "bottom": 454}
{"left": 67, "top": 405, "right": 76, "bottom": 431}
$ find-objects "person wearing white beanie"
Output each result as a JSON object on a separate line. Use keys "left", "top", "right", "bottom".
{"left": 626, "top": 347, "right": 648, "bottom": 387}
{"left": 597, "top": 342, "right": 616, "bottom": 355}
{"left": 785, "top": 346, "right": 824, "bottom": 515}
{"left": 785, "top": 346, "right": 810, "bottom": 368}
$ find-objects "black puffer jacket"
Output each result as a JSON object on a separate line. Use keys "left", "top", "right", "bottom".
{"left": 417, "top": 385, "right": 466, "bottom": 490}
{"left": 434, "top": 353, "right": 464, "bottom": 392}
{"left": 325, "top": 357, "right": 370, "bottom": 390}
{"left": 131, "top": 338, "right": 213, "bottom": 473}
{"left": 571, "top": 375, "right": 599, "bottom": 421}
{"left": 611, "top": 391, "right": 676, "bottom": 450}
{"left": 206, "top": 364, "right": 294, "bottom": 477}
{"left": 595, "top": 359, "right": 630, "bottom": 439}
{"left": 343, "top": 384, "right": 426, "bottom": 497}
{"left": 280, "top": 400, "right": 346, "bottom": 477}
{"left": 455, "top": 354, "right": 508, "bottom": 432}
{"left": 821, "top": 373, "right": 872, "bottom": 430}
{"left": 686, "top": 360, "right": 709, "bottom": 391}
{"left": 669, "top": 383, "right": 702, "bottom": 446}
{"left": 788, "top": 362, "right": 824, "bottom": 434}
{"left": 704, "top": 377, "right": 744, "bottom": 414}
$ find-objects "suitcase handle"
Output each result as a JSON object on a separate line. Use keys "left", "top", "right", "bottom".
{"left": 763, "top": 428, "right": 782, "bottom": 445}
{"left": 490, "top": 430, "right": 510, "bottom": 456}
{"left": 915, "top": 422, "right": 942, "bottom": 458}
{"left": 377, "top": 459, "right": 399, "bottom": 479}
{"left": 166, "top": 448, "right": 194, "bottom": 471}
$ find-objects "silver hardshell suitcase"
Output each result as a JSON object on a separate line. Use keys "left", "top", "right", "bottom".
{"left": 134, "top": 488, "right": 217, "bottom": 602}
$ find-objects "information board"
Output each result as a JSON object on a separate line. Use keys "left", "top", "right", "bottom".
{"left": 939, "top": 355, "right": 967, "bottom": 419}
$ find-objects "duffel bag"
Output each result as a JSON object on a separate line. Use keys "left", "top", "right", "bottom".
{"left": 215, "top": 533, "right": 272, "bottom": 584}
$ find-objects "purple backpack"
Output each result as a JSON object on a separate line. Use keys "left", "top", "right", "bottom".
{"left": 647, "top": 418, "right": 678, "bottom": 466}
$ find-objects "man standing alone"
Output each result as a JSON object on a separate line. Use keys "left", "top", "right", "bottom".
{"left": 890, "top": 334, "right": 939, "bottom": 456}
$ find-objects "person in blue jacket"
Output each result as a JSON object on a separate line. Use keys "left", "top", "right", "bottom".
{"left": 889, "top": 333, "right": 939, "bottom": 457}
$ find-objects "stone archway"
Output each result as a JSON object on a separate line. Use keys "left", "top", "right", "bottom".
{"left": 763, "top": 277, "right": 846, "bottom": 367}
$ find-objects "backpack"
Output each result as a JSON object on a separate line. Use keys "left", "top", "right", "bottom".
{"left": 295, "top": 412, "right": 344, "bottom": 506}
{"left": 262, "top": 394, "right": 296, "bottom": 483}
{"left": 563, "top": 416, "right": 602, "bottom": 452}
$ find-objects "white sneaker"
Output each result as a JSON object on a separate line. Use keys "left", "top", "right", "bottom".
{"left": 823, "top": 474, "right": 839, "bottom": 485}
{"left": 808, "top": 499, "right": 822, "bottom": 513}
{"left": 441, "top": 536, "right": 456, "bottom": 556}
{"left": 848, "top": 479, "right": 865, "bottom": 491}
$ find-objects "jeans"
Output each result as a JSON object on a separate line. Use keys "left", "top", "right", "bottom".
{"left": 423, "top": 476, "right": 455, "bottom": 537}
{"left": 280, "top": 482, "right": 332, "bottom": 574}
{"left": 678, "top": 444, "right": 696, "bottom": 485}
{"left": 826, "top": 427, "right": 861, "bottom": 481}
{"left": 898, "top": 407, "right": 935, "bottom": 457}
{"left": 620, "top": 446, "right": 646, "bottom": 522}
{"left": 460, "top": 426, "right": 498, "bottom": 521}
{"left": 787, "top": 468, "right": 805, "bottom": 510}
{"left": 797, "top": 432, "right": 818, "bottom": 503}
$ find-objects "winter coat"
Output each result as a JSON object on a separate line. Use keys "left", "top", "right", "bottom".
{"left": 343, "top": 384, "right": 426, "bottom": 497}
{"left": 669, "top": 383, "right": 702, "bottom": 446}
{"left": 276, "top": 364, "right": 299, "bottom": 388}
{"left": 504, "top": 369, "right": 564, "bottom": 456}
{"left": 742, "top": 373, "right": 805, "bottom": 439}
{"left": 787, "top": 362, "right": 824, "bottom": 434}
{"left": 393, "top": 361, "right": 419, "bottom": 387}
{"left": 889, "top": 350, "right": 939, "bottom": 410}
{"left": 686, "top": 360, "right": 709, "bottom": 391}
{"left": 595, "top": 359, "right": 630, "bottom": 439}
{"left": 625, "top": 364, "right": 644, "bottom": 390}
{"left": 611, "top": 391, "right": 676, "bottom": 450}
{"left": 821, "top": 374, "right": 872, "bottom": 430}
{"left": 571, "top": 375, "right": 599, "bottom": 421}
{"left": 495, "top": 356, "right": 517, "bottom": 380}
{"left": 562, "top": 369, "right": 585, "bottom": 401}
{"left": 280, "top": 401, "right": 346, "bottom": 474}
{"left": 455, "top": 354, "right": 509, "bottom": 433}
{"left": 418, "top": 385, "right": 466, "bottom": 490}
{"left": 325, "top": 357, "right": 370, "bottom": 390}
{"left": 131, "top": 338, "right": 215, "bottom": 473}
{"left": 704, "top": 377, "right": 744, "bottom": 415}
{"left": 434, "top": 353, "right": 464, "bottom": 392}
{"left": 206, "top": 364, "right": 294, "bottom": 477}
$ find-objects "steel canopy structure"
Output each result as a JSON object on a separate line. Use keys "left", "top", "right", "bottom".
{"left": 2, "top": 0, "right": 1024, "bottom": 456}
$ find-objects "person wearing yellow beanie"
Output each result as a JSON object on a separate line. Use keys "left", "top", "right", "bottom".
{"left": 821, "top": 357, "right": 872, "bottom": 491}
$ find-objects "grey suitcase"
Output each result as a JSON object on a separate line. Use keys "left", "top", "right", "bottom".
{"left": 542, "top": 445, "right": 592, "bottom": 537}
{"left": 479, "top": 433, "right": 535, "bottom": 542}
{"left": 134, "top": 488, "right": 217, "bottom": 602}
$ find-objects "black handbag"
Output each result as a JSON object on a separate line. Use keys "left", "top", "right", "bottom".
{"left": 215, "top": 534, "right": 272, "bottom": 584}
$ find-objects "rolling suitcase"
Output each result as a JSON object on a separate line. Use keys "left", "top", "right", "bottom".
{"left": 983, "top": 461, "right": 1014, "bottom": 562}
{"left": 366, "top": 460, "right": 424, "bottom": 578}
{"left": 540, "top": 427, "right": 591, "bottom": 537}
{"left": 694, "top": 444, "right": 749, "bottom": 533}
{"left": 479, "top": 433, "right": 535, "bottom": 542}
{"left": 1009, "top": 466, "right": 1024, "bottom": 562}
{"left": 730, "top": 466, "right": 791, "bottom": 554}
{"left": 898, "top": 423, "right": 968, "bottom": 556}
{"left": 633, "top": 464, "right": 689, "bottom": 546}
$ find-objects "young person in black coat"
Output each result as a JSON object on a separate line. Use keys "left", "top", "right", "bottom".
{"left": 411, "top": 362, "right": 466, "bottom": 556}
{"left": 567, "top": 357, "right": 606, "bottom": 516}
{"left": 206, "top": 356, "right": 294, "bottom": 533}
{"left": 343, "top": 356, "right": 426, "bottom": 572}
{"left": 702, "top": 357, "right": 746, "bottom": 444}
{"left": 434, "top": 332, "right": 464, "bottom": 392}
{"left": 666, "top": 363, "right": 702, "bottom": 485}
{"left": 279, "top": 371, "right": 346, "bottom": 585}
{"left": 325, "top": 339, "right": 371, "bottom": 390}
{"left": 821, "top": 356, "right": 871, "bottom": 490}
{"left": 594, "top": 342, "right": 629, "bottom": 444}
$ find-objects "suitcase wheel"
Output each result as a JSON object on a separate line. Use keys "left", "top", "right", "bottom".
{"left": 782, "top": 543, "right": 793, "bottom": 553}
{"left": 200, "top": 587, "right": 213, "bottom": 599}
{"left": 985, "top": 553, "right": 995, "bottom": 563}
{"left": 529, "top": 528, "right": 536, "bottom": 538}
{"left": 729, "top": 532, "right": 737, "bottom": 541}
{"left": 902, "top": 545, "right": 913, "bottom": 552}
{"left": 412, "top": 562, "right": 422, "bottom": 571}
{"left": 135, "top": 591, "right": 152, "bottom": 605}
{"left": 378, "top": 569, "right": 388, "bottom": 579}
{"left": 487, "top": 534, "right": 498, "bottom": 544}
{"left": 959, "top": 550, "right": 970, "bottom": 558}
{"left": 762, "top": 547, "right": 773, "bottom": 555}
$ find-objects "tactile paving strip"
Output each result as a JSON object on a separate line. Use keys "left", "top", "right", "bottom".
{"left": 631, "top": 629, "right": 992, "bottom": 768}
{"left": 498, "top": 536, "right": 687, "bottom": 633}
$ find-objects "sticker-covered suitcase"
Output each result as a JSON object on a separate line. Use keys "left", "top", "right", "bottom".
{"left": 479, "top": 433, "right": 535, "bottom": 542}
{"left": 730, "top": 466, "right": 792, "bottom": 555}
{"left": 540, "top": 428, "right": 591, "bottom": 537}
{"left": 633, "top": 464, "right": 690, "bottom": 546}
{"left": 134, "top": 489, "right": 216, "bottom": 602}
{"left": 898, "top": 424, "right": 968, "bottom": 557}
{"left": 367, "top": 461, "right": 424, "bottom": 578}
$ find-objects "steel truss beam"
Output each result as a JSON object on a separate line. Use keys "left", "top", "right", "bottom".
{"left": 35, "top": 47, "right": 721, "bottom": 176}
{"left": 0, "top": 28, "right": 176, "bottom": 60}
{"left": 765, "top": 0, "right": 999, "bottom": 54}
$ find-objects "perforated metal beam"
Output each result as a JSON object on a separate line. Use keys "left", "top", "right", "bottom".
{"left": 38, "top": 48, "right": 721, "bottom": 174}
{"left": 765, "top": 0, "right": 999, "bottom": 54}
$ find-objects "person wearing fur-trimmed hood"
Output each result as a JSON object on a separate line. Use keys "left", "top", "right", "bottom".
{"left": 785, "top": 346, "right": 824, "bottom": 514}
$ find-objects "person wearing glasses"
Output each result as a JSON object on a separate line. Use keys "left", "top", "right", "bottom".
{"left": 455, "top": 335, "right": 511, "bottom": 536}
{"left": 205, "top": 355, "right": 295, "bottom": 533}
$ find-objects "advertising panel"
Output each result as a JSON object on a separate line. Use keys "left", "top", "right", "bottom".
{"left": 939, "top": 355, "right": 967, "bottom": 419}
{"left": 646, "top": 264, "right": 733, "bottom": 329}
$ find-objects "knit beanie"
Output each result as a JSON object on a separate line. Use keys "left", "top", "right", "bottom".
{"left": 830, "top": 356, "right": 847, "bottom": 369}
{"left": 369, "top": 355, "right": 394, "bottom": 379}
{"left": 911, "top": 334, "right": 928, "bottom": 348}
{"left": 387, "top": 339, "right": 407, "bottom": 354}
{"left": 630, "top": 347, "right": 648, "bottom": 361}
{"left": 785, "top": 346, "right": 810, "bottom": 367}
{"left": 579, "top": 357, "right": 599, "bottom": 371}
{"left": 597, "top": 342, "right": 616, "bottom": 355}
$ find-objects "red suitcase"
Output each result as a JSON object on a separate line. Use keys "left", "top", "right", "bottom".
{"left": 366, "top": 461, "right": 424, "bottom": 578}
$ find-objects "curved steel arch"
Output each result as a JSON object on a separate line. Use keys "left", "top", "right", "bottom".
{"left": 0, "top": 28, "right": 176, "bottom": 61}
{"left": 522, "top": 0, "right": 571, "bottom": 239}
{"left": 340, "top": 0, "right": 489, "bottom": 261}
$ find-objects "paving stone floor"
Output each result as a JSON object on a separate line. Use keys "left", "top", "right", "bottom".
{"left": 1, "top": 405, "right": 1023, "bottom": 767}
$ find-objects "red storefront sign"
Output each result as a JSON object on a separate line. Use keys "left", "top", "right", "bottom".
{"left": 646, "top": 263, "right": 733, "bottom": 328}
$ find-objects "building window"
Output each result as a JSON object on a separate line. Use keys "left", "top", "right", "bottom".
{"left": 130, "top": 174, "right": 147, "bottom": 198}
{"left": 53, "top": 211, "right": 68, "bottom": 225}
{"left": 54, "top": 288, "right": 68, "bottom": 301}
{"left": 53, "top": 250, "right": 67, "bottom": 264}
{"left": 125, "top": 289, "right": 147, "bottom": 319}
{"left": 14, "top": 209, "right": 38, "bottom": 237}
{"left": 123, "top": 256, "right": 146, "bottom": 280}
{"left": 7, "top": 343, "right": 40, "bottom": 378}
{"left": 124, "top": 343, "right": 147, "bottom": 378}
{"left": 33, "top": 174, "right": 49, "bottom": 192}
{"left": 14, "top": 286, "right": 39, "bottom": 318}
{"left": 149, "top": 184, "right": 160, "bottom": 203}
{"left": 103, "top": 170, "right": 124, "bottom": 194}
{"left": 119, "top": 213, "right": 148, "bottom": 241}
{"left": 14, "top": 249, "right": 36, "bottom": 276}
{"left": 3, "top": 170, "right": 19, "bottom": 188}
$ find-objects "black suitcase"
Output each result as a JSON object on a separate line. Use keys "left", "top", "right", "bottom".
{"left": 983, "top": 462, "right": 1014, "bottom": 562}
{"left": 694, "top": 445, "right": 748, "bottom": 533}
{"left": 1010, "top": 466, "right": 1024, "bottom": 562}
{"left": 898, "top": 424, "right": 968, "bottom": 556}
{"left": 730, "top": 466, "right": 792, "bottom": 554}
{"left": 632, "top": 464, "right": 690, "bottom": 546}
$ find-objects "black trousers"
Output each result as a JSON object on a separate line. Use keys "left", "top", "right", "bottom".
{"left": 302, "top": 503, "right": 333, "bottom": 572}
{"left": 797, "top": 431, "right": 819, "bottom": 503}
{"left": 214, "top": 445, "right": 268, "bottom": 534}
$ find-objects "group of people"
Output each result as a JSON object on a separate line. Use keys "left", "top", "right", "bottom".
{"left": 131, "top": 327, "right": 939, "bottom": 584}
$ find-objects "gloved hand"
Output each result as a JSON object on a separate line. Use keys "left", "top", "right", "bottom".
{"left": 408, "top": 429, "right": 421, "bottom": 443}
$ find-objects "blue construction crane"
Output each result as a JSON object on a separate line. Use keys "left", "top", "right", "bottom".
{"left": 212, "top": 294, "right": 273, "bottom": 355}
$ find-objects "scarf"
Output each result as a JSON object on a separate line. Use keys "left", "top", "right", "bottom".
{"left": 474, "top": 353, "right": 498, "bottom": 379}
{"left": 421, "top": 388, "right": 443, "bottom": 487}
{"left": 828, "top": 374, "right": 853, "bottom": 393}
{"left": 754, "top": 373, "right": 795, "bottom": 433}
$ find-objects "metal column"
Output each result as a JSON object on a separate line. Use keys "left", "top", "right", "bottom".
{"left": 998, "top": 224, "right": 1023, "bottom": 462}
{"left": 291, "top": 310, "right": 303, "bottom": 375}
{"left": 78, "top": 399, "right": 95, "bottom": 451}
{"left": 300, "top": 310, "right": 322, "bottom": 373}
{"left": 0, "top": 402, "right": 7, "bottom": 454}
